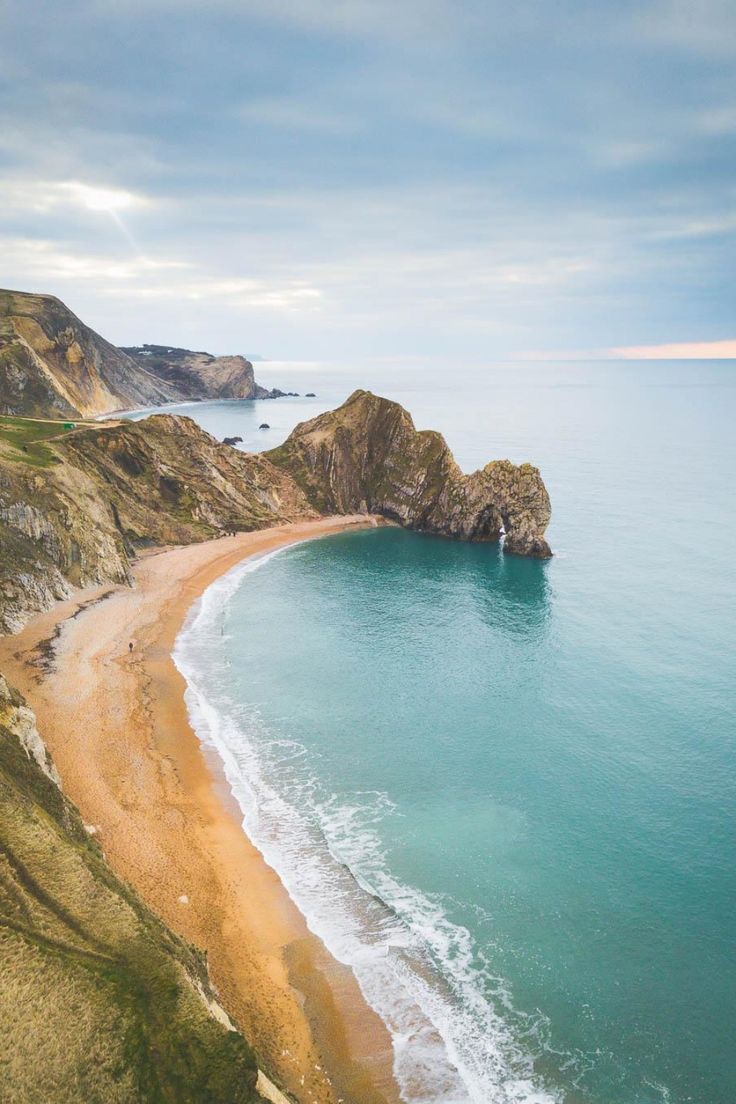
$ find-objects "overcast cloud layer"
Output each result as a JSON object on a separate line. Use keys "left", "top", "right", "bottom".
{"left": 1, "top": 0, "right": 734, "bottom": 359}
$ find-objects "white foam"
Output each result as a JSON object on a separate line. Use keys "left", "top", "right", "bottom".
{"left": 173, "top": 548, "right": 561, "bottom": 1104}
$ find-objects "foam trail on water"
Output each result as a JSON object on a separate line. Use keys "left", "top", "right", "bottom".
{"left": 173, "top": 547, "right": 560, "bottom": 1104}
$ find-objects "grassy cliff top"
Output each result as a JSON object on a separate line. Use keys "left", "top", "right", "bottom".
{"left": 0, "top": 415, "right": 89, "bottom": 467}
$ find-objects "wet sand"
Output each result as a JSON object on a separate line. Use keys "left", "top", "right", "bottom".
{"left": 0, "top": 517, "right": 401, "bottom": 1104}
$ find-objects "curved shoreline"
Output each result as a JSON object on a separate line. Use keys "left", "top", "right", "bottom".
{"left": 0, "top": 517, "right": 401, "bottom": 1104}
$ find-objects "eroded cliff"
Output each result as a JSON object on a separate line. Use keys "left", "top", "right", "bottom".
{"left": 0, "top": 392, "right": 551, "bottom": 634}
{"left": 0, "top": 672, "right": 261, "bottom": 1103}
{"left": 0, "top": 289, "right": 173, "bottom": 417}
{"left": 0, "top": 291, "right": 281, "bottom": 417}
{"left": 267, "top": 390, "right": 552, "bottom": 557}
{"left": 0, "top": 415, "right": 316, "bottom": 633}
{"left": 120, "top": 344, "right": 284, "bottom": 401}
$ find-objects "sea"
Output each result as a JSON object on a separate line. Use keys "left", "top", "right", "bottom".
{"left": 127, "top": 360, "right": 736, "bottom": 1104}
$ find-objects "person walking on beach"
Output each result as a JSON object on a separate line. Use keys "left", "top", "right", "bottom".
{"left": 128, "top": 641, "right": 134, "bottom": 654}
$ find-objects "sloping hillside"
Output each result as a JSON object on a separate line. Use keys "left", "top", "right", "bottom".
{"left": 0, "top": 672, "right": 261, "bottom": 1103}
{"left": 0, "top": 290, "right": 173, "bottom": 417}
{"left": 0, "top": 414, "right": 316, "bottom": 633}
{"left": 0, "top": 291, "right": 281, "bottom": 417}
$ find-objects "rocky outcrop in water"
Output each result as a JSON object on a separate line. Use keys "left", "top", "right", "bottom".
{"left": 120, "top": 344, "right": 284, "bottom": 402}
{"left": 0, "top": 672, "right": 261, "bottom": 1103}
{"left": 267, "top": 390, "right": 552, "bottom": 557}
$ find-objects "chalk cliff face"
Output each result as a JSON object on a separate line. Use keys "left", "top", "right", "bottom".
{"left": 267, "top": 390, "right": 552, "bottom": 557}
{"left": 0, "top": 289, "right": 174, "bottom": 417}
{"left": 121, "top": 344, "right": 284, "bottom": 401}
{"left": 0, "top": 290, "right": 280, "bottom": 417}
{"left": 0, "top": 672, "right": 260, "bottom": 1103}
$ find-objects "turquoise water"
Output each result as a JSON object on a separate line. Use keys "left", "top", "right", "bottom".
{"left": 170, "top": 361, "right": 736, "bottom": 1104}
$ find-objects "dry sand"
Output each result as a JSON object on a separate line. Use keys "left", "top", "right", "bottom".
{"left": 0, "top": 517, "right": 401, "bottom": 1104}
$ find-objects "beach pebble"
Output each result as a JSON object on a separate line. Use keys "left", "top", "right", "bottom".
{"left": 178, "top": 894, "right": 189, "bottom": 905}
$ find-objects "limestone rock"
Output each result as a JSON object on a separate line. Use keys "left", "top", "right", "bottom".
{"left": 267, "top": 389, "right": 552, "bottom": 557}
{"left": 0, "top": 415, "right": 317, "bottom": 633}
{"left": 120, "top": 344, "right": 277, "bottom": 402}
{"left": 0, "top": 289, "right": 285, "bottom": 417}
{"left": 0, "top": 289, "right": 173, "bottom": 417}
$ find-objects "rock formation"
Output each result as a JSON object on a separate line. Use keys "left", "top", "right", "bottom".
{"left": 0, "top": 415, "right": 315, "bottom": 633}
{"left": 0, "top": 672, "right": 260, "bottom": 1102}
{"left": 267, "top": 390, "right": 552, "bottom": 557}
{"left": 0, "top": 392, "right": 550, "bottom": 634}
{"left": 0, "top": 290, "right": 284, "bottom": 417}
{"left": 121, "top": 344, "right": 285, "bottom": 402}
{"left": 0, "top": 289, "right": 172, "bottom": 418}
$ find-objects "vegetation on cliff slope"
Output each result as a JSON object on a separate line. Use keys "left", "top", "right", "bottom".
{"left": 0, "top": 673, "right": 260, "bottom": 1104}
{"left": 0, "top": 415, "right": 81, "bottom": 468}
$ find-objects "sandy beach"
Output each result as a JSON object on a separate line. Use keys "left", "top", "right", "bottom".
{"left": 0, "top": 517, "right": 401, "bottom": 1104}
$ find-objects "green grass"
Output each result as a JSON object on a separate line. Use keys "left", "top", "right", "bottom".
{"left": 0, "top": 416, "right": 80, "bottom": 467}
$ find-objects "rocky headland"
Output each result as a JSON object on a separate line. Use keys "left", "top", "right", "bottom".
{"left": 267, "top": 389, "right": 552, "bottom": 557}
{"left": 120, "top": 344, "right": 286, "bottom": 402}
{"left": 0, "top": 391, "right": 551, "bottom": 634}
{"left": 0, "top": 290, "right": 283, "bottom": 418}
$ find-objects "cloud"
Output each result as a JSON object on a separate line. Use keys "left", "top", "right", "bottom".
{"left": 85, "top": 0, "right": 464, "bottom": 43}
{"left": 0, "top": 0, "right": 733, "bottom": 357}
{"left": 2, "top": 179, "right": 151, "bottom": 214}
{"left": 609, "top": 339, "right": 736, "bottom": 359}
{"left": 697, "top": 106, "right": 736, "bottom": 135}
{"left": 0, "top": 237, "right": 323, "bottom": 315}
{"left": 235, "top": 97, "right": 353, "bottom": 133}
{"left": 634, "top": 0, "right": 736, "bottom": 57}
{"left": 0, "top": 238, "right": 189, "bottom": 281}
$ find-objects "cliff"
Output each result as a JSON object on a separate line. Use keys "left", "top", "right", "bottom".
{"left": 0, "top": 672, "right": 261, "bottom": 1103}
{"left": 0, "top": 291, "right": 281, "bottom": 417}
{"left": 0, "top": 415, "right": 316, "bottom": 633}
{"left": 0, "top": 392, "right": 551, "bottom": 632}
{"left": 267, "top": 390, "right": 552, "bottom": 557}
{"left": 120, "top": 344, "right": 284, "bottom": 401}
{"left": 0, "top": 289, "right": 174, "bottom": 417}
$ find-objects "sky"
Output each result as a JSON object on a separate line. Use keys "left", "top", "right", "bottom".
{"left": 1, "top": 0, "right": 734, "bottom": 360}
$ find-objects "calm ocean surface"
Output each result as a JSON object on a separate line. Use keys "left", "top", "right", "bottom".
{"left": 133, "top": 360, "right": 736, "bottom": 1104}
